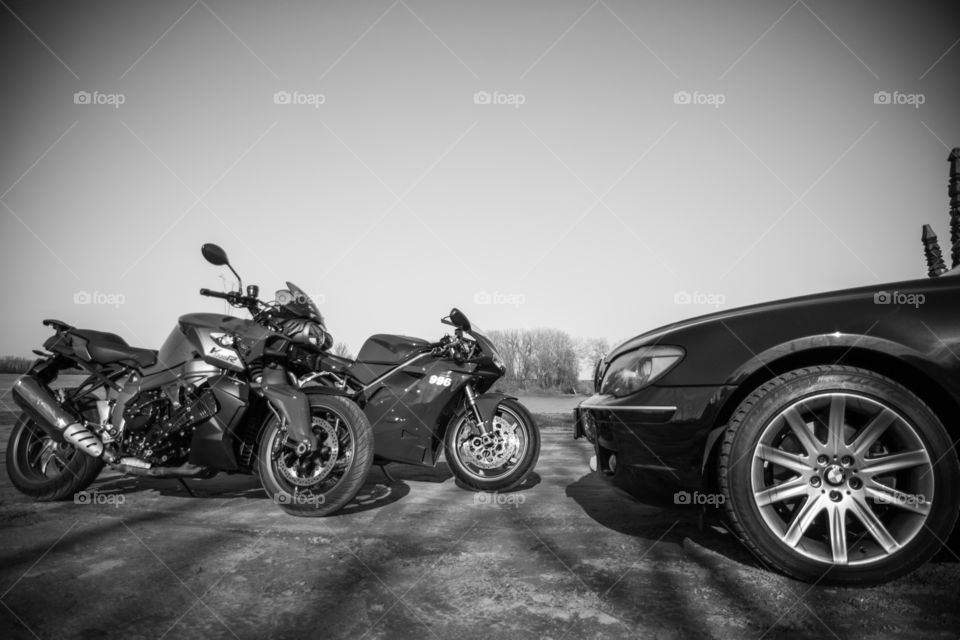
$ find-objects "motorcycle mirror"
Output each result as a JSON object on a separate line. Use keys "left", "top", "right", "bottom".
{"left": 202, "top": 243, "right": 243, "bottom": 293}
{"left": 448, "top": 308, "right": 471, "bottom": 332}
{"left": 201, "top": 243, "right": 230, "bottom": 266}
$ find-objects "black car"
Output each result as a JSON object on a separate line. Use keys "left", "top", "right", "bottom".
{"left": 575, "top": 151, "right": 960, "bottom": 586}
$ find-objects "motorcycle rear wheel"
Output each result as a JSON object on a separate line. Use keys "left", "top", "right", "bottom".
{"left": 6, "top": 413, "right": 103, "bottom": 502}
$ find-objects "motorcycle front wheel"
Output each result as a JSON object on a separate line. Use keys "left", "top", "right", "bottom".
{"left": 257, "top": 394, "right": 373, "bottom": 517}
{"left": 444, "top": 398, "right": 540, "bottom": 492}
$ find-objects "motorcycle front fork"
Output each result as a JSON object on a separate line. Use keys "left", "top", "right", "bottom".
{"left": 464, "top": 385, "right": 491, "bottom": 435}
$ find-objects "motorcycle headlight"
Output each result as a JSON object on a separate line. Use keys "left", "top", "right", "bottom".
{"left": 282, "top": 319, "right": 326, "bottom": 348}
{"left": 211, "top": 332, "right": 237, "bottom": 348}
{"left": 600, "top": 346, "right": 684, "bottom": 397}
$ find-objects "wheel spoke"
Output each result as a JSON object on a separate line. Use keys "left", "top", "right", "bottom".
{"left": 865, "top": 480, "right": 931, "bottom": 515}
{"left": 783, "top": 494, "right": 824, "bottom": 547}
{"left": 755, "top": 476, "right": 810, "bottom": 507}
{"left": 29, "top": 442, "right": 52, "bottom": 470}
{"left": 827, "top": 504, "right": 849, "bottom": 565}
{"left": 850, "top": 409, "right": 897, "bottom": 458}
{"left": 849, "top": 496, "right": 900, "bottom": 553}
{"left": 783, "top": 407, "right": 821, "bottom": 456}
{"left": 862, "top": 449, "right": 930, "bottom": 476}
{"left": 756, "top": 444, "right": 810, "bottom": 475}
{"left": 827, "top": 394, "right": 846, "bottom": 452}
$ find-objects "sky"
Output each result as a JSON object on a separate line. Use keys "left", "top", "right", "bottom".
{"left": 1, "top": 0, "right": 959, "bottom": 357}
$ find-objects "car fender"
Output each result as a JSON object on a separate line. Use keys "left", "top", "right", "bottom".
{"left": 722, "top": 332, "right": 922, "bottom": 389}
{"left": 699, "top": 332, "right": 925, "bottom": 475}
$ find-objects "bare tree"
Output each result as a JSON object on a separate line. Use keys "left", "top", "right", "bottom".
{"left": 332, "top": 341, "right": 353, "bottom": 359}
{"left": 576, "top": 336, "right": 609, "bottom": 376}
{"left": 487, "top": 329, "right": 600, "bottom": 392}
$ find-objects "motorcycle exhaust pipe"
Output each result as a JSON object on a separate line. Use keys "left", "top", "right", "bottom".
{"left": 11, "top": 375, "right": 106, "bottom": 459}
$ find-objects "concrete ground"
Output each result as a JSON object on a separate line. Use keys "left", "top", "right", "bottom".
{"left": 1, "top": 413, "right": 959, "bottom": 640}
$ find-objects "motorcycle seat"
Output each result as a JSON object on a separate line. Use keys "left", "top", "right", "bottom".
{"left": 72, "top": 329, "right": 158, "bottom": 368}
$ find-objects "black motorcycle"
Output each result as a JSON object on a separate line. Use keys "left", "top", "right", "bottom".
{"left": 6, "top": 244, "right": 374, "bottom": 516}
{"left": 195, "top": 245, "right": 540, "bottom": 492}
{"left": 307, "top": 307, "right": 541, "bottom": 493}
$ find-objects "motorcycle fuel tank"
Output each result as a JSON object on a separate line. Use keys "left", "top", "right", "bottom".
{"left": 158, "top": 313, "right": 271, "bottom": 373}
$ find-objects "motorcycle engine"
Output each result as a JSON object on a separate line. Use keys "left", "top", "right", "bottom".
{"left": 119, "top": 387, "right": 218, "bottom": 465}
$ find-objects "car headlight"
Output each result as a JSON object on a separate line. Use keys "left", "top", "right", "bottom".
{"left": 600, "top": 346, "right": 684, "bottom": 397}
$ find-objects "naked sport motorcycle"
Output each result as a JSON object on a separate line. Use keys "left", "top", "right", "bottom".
{"left": 308, "top": 309, "right": 541, "bottom": 492}
{"left": 7, "top": 244, "right": 374, "bottom": 516}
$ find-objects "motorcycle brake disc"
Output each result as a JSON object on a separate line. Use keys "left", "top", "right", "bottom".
{"left": 277, "top": 418, "right": 339, "bottom": 486}
{"left": 461, "top": 418, "right": 520, "bottom": 469}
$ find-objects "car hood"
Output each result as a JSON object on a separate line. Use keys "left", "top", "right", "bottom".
{"left": 605, "top": 272, "right": 957, "bottom": 363}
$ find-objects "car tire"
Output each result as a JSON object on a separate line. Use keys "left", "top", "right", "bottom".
{"left": 719, "top": 365, "right": 959, "bottom": 586}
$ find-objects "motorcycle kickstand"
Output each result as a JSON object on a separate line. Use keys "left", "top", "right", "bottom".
{"left": 378, "top": 464, "right": 396, "bottom": 484}
{"left": 177, "top": 478, "right": 197, "bottom": 497}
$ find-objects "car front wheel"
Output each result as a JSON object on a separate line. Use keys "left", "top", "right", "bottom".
{"left": 719, "top": 365, "right": 959, "bottom": 586}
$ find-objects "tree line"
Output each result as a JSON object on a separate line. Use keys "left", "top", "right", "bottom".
{"left": 0, "top": 329, "right": 610, "bottom": 393}
{"left": 487, "top": 329, "right": 608, "bottom": 394}
{"left": 0, "top": 356, "right": 33, "bottom": 373}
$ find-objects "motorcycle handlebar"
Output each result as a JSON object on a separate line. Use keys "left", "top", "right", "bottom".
{"left": 199, "top": 288, "right": 234, "bottom": 301}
